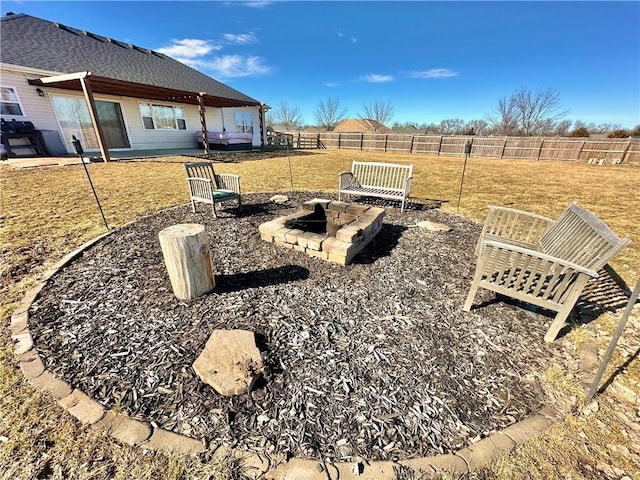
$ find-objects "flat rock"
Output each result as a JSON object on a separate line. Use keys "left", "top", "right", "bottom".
{"left": 270, "top": 195, "right": 289, "bottom": 204}
{"left": 414, "top": 220, "right": 451, "bottom": 232}
{"left": 193, "top": 329, "right": 264, "bottom": 396}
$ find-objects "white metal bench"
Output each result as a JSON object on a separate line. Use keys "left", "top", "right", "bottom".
{"left": 464, "top": 202, "right": 630, "bottom": 342}
{"left": 338, "top": 161, "right": 413, "bottom": 212}
{"left": 184, "top": 161, "right": 241, "bottom": 218}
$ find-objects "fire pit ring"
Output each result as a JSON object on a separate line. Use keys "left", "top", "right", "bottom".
{"left": 258, "top": 198, "right": 385, "bottom": 265}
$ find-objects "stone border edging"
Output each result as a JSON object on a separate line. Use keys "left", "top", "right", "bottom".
{"left": 10, "top": 223, "right": 572, "bottom": 480}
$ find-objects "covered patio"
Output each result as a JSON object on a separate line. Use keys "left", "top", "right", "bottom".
{"left": 1, "top": 147, "right": 257, "bottom": 168}
{"left": 27, "top": 72, "right": 265, "bottom": 162}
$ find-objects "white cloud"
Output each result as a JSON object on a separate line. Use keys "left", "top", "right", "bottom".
{"left": 325, "top": 82, "right": 340, "bottom": 87}
{"left": 410, "top": 68, "right": 458, "bottom": 79}
{"left": 157, "top": 38, "right": 270, "bottom": 79}
{"left": 223, "top": 33, "right": 258, "bottom": 44}
{"left": 240, "top": 1, "right": 272, "bottom": 7}
{"left": 156, "top": 39, "right": 221, "bottom": 60}
{"left": 362, "top": 74, "right": 394, "bottom": 83}
{"left": 337, "top": 30, "right": 356, "bottom": 42}
{"left": 192, "top": 55, "right": 272, "bottom": 79}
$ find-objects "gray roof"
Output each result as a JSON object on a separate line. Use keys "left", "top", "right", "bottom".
{"left": 0, "top": 13, "right": 260, "bottom": 105}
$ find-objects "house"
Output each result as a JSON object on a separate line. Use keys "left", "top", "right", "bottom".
{"left": 0, "top": 12, "right": 267, "bottom": 160}
{"left": 333, "top": 119, "right": 393, "bottom": 133}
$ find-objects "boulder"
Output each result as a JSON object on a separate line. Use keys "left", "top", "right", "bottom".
{"left": 193, "top": 330, "right": 264, "bottom": 396}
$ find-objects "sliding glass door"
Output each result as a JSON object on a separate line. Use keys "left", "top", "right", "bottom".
{"left": 52, "top": 96, "right": 130, "bottom": 150}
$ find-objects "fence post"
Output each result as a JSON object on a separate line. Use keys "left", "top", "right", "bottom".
{"left": 619, "top": 140, "right": 632, "bottom": 164}
{"left": 410, "top": 135, "right": 415, "bottom": 154}
{"left": 360, "top": 133, "right": 364, "bottom": 150}
{"left": 437, "top": 136, "right": 443, "bottom": 156}
{"left": 500, "top": 138, "right": 507, "bottom": 159}
{"left": 536, "top": 138, "right": 544, "bottom": 161}
{"left": 338, "top": 133, "right": 341, "bottom": 150}
{"left": 577, "top": 140, "right": 586, "bottom": 162}
{"left": 384, "top": 134, "right": 388, "bottom": 152}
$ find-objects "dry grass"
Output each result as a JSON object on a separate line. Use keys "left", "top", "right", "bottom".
{"left": 1, "top": 150, "right": 639, "bottom": 479}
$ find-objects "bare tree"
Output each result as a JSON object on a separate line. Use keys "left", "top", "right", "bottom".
{"left": 594, "top": 122, "right": 622, "bottom": 134}
{"left": 487, "top": 87, "right": 568, "bottom": 136}
{"left": 486, "top": 95, "right": 519, "bottom": 135}
{"left": 314, "top": 98, "right": 347, "bottom": 131}
{"left": 423, "top": 122, "right": 440, "bottom": 134}
{"left": 358, "top": 101, "right": 394, "bottom": 132}
{"left": 554, "top": 119, "right": 573, "bottom": 136}
{"left": 464, "top": 119, "right": 489, "bottom": 136}
{"left": 272, "top": 101, "right": 303, "bottom": 130}
{"left": 515, "top": 87, "right": 567, "bottom": 135}
{"left": 439, "top": 118, "right": 466, "bottom": 135}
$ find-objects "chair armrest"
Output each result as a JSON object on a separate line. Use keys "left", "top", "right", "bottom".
{"left": 215, "top": 174, "right": 241, "bottom": 195}
{"left": 476, "top": 206, "right": 555, "bottom": 257}
{"left": 481, "top": 240, "right": 599, "bottom": 278}
{"left": 186, "top": 176, "right": 213, "bottom": 186}
{"left": 186, "top": 176, "right": 214, "bottom": 200}
{"left": 339, "top": 171, "right": 354, "bottom": 189}
{"left": 403, "top": 176, "right": 413, "bottom": 195}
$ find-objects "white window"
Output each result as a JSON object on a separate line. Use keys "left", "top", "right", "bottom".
{"left": 235, "top": 112, "right": 253, "bottom": 134}
{"left": 139, "top": 103, "right": 186, "bottom": 130}
{"left": 0, "top": 87, "right": 24, "bottom": 116}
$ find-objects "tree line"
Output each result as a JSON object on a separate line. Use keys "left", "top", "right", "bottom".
{"left": 268, "top": 87, "right": 639, "bottom": 138}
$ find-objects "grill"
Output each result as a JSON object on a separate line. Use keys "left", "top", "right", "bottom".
{"left": 1, "top": 118, "right": 49, "bottom": 157}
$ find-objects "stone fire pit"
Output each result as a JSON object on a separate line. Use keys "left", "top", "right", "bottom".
{"left": 258, "top": 198, "right": 385, "bottom": 265}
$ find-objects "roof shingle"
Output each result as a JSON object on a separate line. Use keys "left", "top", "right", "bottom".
{"left": 1, "top": 13, "right": 260, "bottom": 105}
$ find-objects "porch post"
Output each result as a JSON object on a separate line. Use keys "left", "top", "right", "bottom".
{"left": 259, "top": 103, "right": 265, "bottom": 150}
{"left": 197, "top": 92, "right": 209, "bottom": 156}
{"left": 79, "top": 75, "right": 111, "bottom": 162}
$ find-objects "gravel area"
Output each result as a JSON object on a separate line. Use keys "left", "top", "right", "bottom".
{"left": 29, "top": 192, "right": 558, "bottom": 461}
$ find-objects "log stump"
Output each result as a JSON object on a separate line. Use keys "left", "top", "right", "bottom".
{"left": 158, "top": 223, "right": 215, "bottom": 300}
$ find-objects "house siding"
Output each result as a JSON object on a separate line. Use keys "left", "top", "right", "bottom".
{"left": 2, "top": 67, "right": 261, "bottom": 154}
{"left": 1, "top": 69, "right": 61, "bottom": 130}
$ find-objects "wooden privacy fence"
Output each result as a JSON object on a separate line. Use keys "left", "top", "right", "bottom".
{"left": 282, "top": 132, "right": 640, "bottom": 165}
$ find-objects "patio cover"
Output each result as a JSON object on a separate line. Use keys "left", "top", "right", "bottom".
{"left": 28, "top": 71, "right": 264, "bottom": 160}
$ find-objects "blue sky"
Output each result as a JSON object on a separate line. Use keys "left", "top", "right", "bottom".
{"left": 3, "top": 1, "right": 639, "bottom": 127}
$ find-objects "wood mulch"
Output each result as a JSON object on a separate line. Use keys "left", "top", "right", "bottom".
{"left": 29, "top": 192, "right": 561, "bottom": 462}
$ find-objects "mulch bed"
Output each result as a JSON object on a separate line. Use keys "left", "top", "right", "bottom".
{"left": 29, "top": 192, "right": 560, "bottom": 462}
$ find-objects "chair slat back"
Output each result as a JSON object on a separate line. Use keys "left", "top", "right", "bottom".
{"left": 184, "top": 162, "right": 219, "bottom": 189}
{"left": 539, "top": 202, "right": 630, "bottom": 271}
{"left": 483, "top": 207, "right": 552, "bottom": 246}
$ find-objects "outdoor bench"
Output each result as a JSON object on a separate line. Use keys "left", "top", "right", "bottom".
{"left": 338, "top": 161, "right": 413, "bottom": 212}
{"left": 464, "top": 202, "right": 630, "bottom": 342}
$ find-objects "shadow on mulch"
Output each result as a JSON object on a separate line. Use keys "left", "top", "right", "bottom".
{"left": 353, "top": 224, "right": 408, "bottom": 265}
{"left": 478, "top": 263, "right": 634, "bottom": 342}
{"left": 215, "top": 265, "right": 310, "bottom": 293}
{"left": 565, "top": 265, "right": 634, "bottom": 337}
{"left": 234, "top": 201, "right": 293, "bottom": 218}
{"left": 346, "top": 196, "right": 447, "bottom": 211}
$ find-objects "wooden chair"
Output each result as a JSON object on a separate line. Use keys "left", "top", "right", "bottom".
{"left": 183, "top": 162, "right": 241, "bottom": 218}
{"left": 464, "top": 202, "right": 630, "bottom": 342}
